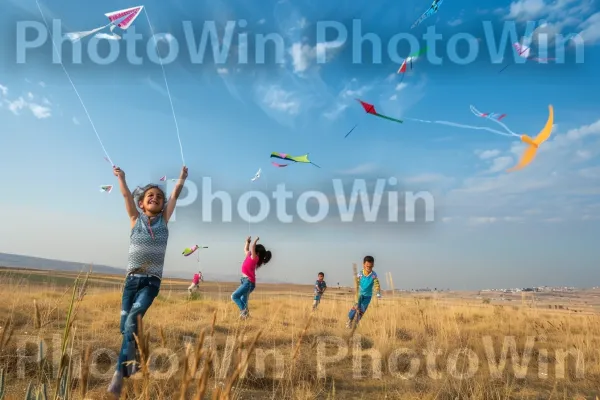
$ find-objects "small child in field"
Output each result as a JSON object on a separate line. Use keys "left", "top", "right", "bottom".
{"left": 188, "top": 271, "right": 203, "bottom": 293}
{"left": 231, "top": 236, "right": 272, "bottom": 319}
{"left": 312, "top": 272, "right": 327, "bottom": 311}
{"left": 346, "top": 255, "right": 381, "bottom": 328}
{"left": 107, "top": 165, "right": 188, "bottom": 398}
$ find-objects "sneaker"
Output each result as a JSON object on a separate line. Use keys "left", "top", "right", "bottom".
{"left": 107, "top": 371, "right": 123, "bottom": 398}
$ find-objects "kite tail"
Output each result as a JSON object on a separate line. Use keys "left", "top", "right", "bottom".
{"left": 498, "top": 62, "right": 512, "bottom": 73}
{"left": 345, "top": 124, "right": 358, "bottom": 138}
{"left": 65, "top": 24, "right": 110, "bottom": 42}
{"left": 375, "top": 114, "right": 403, "bottom": 123}
{"left": 310, "top": 162, "right": 321, "bottom": 168}
{"left": 405, "top": 117, "right": 515, "bottom": 137}
{"left": 470, "top": 105, "right": 519, "bottom": 137}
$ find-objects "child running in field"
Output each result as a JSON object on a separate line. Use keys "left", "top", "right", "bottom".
{"left": 346, "top": 255, "right": 381, "bottom": 328}
{"left": 312, "top": 272, "right": 327, "bottom": 311}
{"left": 188, "top": 271, "right": 203, "bottom": 293}
{"left": 108, "top": 165, "right": 188, "bottom": 398}
{"left": 231, "top": 236, "right": 272, "bottom": 319}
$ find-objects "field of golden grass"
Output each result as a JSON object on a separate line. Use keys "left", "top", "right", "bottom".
{"left": 0, "top": 267, "right": 599, "bottom": 399}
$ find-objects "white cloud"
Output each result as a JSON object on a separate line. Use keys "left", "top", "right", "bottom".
{"left": 507, "top": 0, "right": 546, "bottom": 20}
{"left": 404, "top": 173, "right": 446, "bottom": 183}
{"left": 39, "top": 81, "right": 46, "bottom": 88}
{"left": 579, "top": 166, "right": 600, "bottom": 179}
{"left": 260, "top": 85, "right": 300, "bottom": 114}
{"left": 5, "top": 97, "right": 51, "bottom": 119}
{"left": 395, "top": 83, "right": 407, "bottom": 91}
{"left": 476, "top": 149, "right": 501, "bottom": 159}
{"left": 505, "top": 0, "right": 595, "bottom": 45}
{"left": 29, "top": 103, "right": 51, "bottom": 119}
{"left": 324, "top": 80, "right": 373, "bottom": 120}
{"left": 217, "top": 68, "right": 228, "bottom": 74}
{"left": 468, "top": 217, "right": 498, "bottom": 225}
{"left": 7, "top": 97, "right": 26, "bottom": 114}
{"left": 390, "top": 94, "right": 397, "bottom": 101}
{"left": 288, "top": 40, "right": 344, "bottom": 73}
{"left": 543, "top": 217, "right": 563, "bottom": 222}
{"left": 445, "top": 117, "right": 600, "bottom": 223}
{"left": 337, "top": 163, "right": 378, "bottom": 175}
{"left": 258, "top": 18, "right": 266, "bottom": 25}
{"left": 289, "top": 43, "right": 313, "bottom": 72}
{"left": 72, "top": 117, "right": 80, "bottom": 125}
{"left": 323, "top": 103, "right": 348, "bottom": 120}
{"left": 486, "top": 156, "right": 514, "bottom": 173}
{"left": 576, "top": 149, "right": 592, "bottom": 160}
{"left": 0, "top": 84, "right": 7, "bottom": 96}
{"left": 578, "top": 12, "right": 600, "bottom": 44}
{"left": 27, "top": 92, "right": 34, "bottom": 100}
{"left": 448, "top": 19, "right": 463, "bottom": 26}
{"left": 42, "top": 98, "right": 51, "bottom": 105}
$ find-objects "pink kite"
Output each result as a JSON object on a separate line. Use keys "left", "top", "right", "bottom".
{"left": 66, "top": 6, "right": 144, "bottom": 42}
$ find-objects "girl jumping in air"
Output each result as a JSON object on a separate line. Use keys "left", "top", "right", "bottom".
{"left": 231, "top": 236, "right": 272, "bottom": 319}
{"left": 108, "top": 165, "right": 188, "bottom": 398}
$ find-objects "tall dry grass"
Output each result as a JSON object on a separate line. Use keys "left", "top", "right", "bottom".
{"left": 0, "top": 270, "right": 598, "bottom": 399}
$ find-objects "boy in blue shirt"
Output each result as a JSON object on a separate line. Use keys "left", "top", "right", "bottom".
{"left": 346, "top": 256, "right": 381, "bottom": 328}
{"left": 312, "top": 272, "right": 327, "bottom": 311}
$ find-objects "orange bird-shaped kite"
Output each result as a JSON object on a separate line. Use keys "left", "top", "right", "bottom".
{"left": 507, "top": 105, "right": 553, "bottom": 172}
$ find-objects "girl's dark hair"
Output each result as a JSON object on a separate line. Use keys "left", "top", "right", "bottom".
{"left": 255, "top": 244, "right": 272, "bottom": 267}
{"left": 133, "top": 184, "right": 166, "bottom": 208}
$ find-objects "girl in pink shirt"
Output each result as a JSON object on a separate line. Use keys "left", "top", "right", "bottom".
{"left": 231, "top": 236, "right": 272, "bottom": 318}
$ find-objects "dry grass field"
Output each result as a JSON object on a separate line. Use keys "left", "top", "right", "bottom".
{"left": 0, "top": 267, "right": 599, "bottom": 399}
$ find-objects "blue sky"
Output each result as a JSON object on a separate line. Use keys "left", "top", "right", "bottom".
{"left": 1, "top": 0, "right": 599, "bottom": 290}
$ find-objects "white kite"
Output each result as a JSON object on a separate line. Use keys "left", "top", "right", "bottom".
{"left": 251, "top": 168, "right": 261, "bottom": 182}
{"left": 66, "top": 6, "right": 144, "bottom": 42}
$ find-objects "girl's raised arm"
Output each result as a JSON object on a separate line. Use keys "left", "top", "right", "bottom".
{"left": 163, "top": 166, "right": 188, "bottom": 223}
{"left": 250, "top": 237, "right": 259, "bottom": 259}
{"left": 114, "top": 167, "right": 138, "bottom": 225}
{"left": 244, "top": 236, "right": 251, "bottom": 255}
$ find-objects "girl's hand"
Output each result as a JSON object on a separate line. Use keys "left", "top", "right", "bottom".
{"left": 246, "top": 236, "right": 251, "bottom": 243}
{"left": 113, "top": 166, "right": 125, "bottom": 178}
{"left": 254, "top": 236, "right": 259, "bottom": 242}
{"left": 179, "top": 166, "right": 188, "bottom": 180}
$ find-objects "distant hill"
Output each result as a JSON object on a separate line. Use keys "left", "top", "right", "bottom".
{"left": 0, "top": 253, "right": 289, "bottom": 284}
{"left": 0, "top": 253, "right": 124, "bottom": 275}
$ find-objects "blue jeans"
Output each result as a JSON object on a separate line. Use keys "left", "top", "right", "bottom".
{"left": 117, "top": 275, "right": 160, "bottom": 376}
{"left": 348, "top": 295, "right": 372, "bottom": 324}
{"left": 231, "top": 277, "right": 255, "bottom": 315}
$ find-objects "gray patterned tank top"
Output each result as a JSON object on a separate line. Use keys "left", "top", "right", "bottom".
{"left": 127, "top": 214, "right": 169, "bottom": 279}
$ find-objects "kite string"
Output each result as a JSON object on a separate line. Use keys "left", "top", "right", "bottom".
{"left": 404, "top": 118, "right": 516, "bottom": 138}
{"left": 143, "top": 9, "right": 185, "bottom": 166}
{"left": 35, "top": 0, "right": 115, "bottom": 166}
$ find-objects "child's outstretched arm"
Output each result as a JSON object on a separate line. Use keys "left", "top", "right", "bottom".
{"left": 163, "top": 166, "right": 188, "bottom": 223}
{"left": 374, "top": 276, "right": 381, "bottom": 297}
{"left": 114, "top": 167, "right": 138, "bottom": 225}
{"left": 244, "top": 236, "right": 251, "bottom": 255}
{"left": 250, "top": 237, "right": 259, "bottom": 259}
